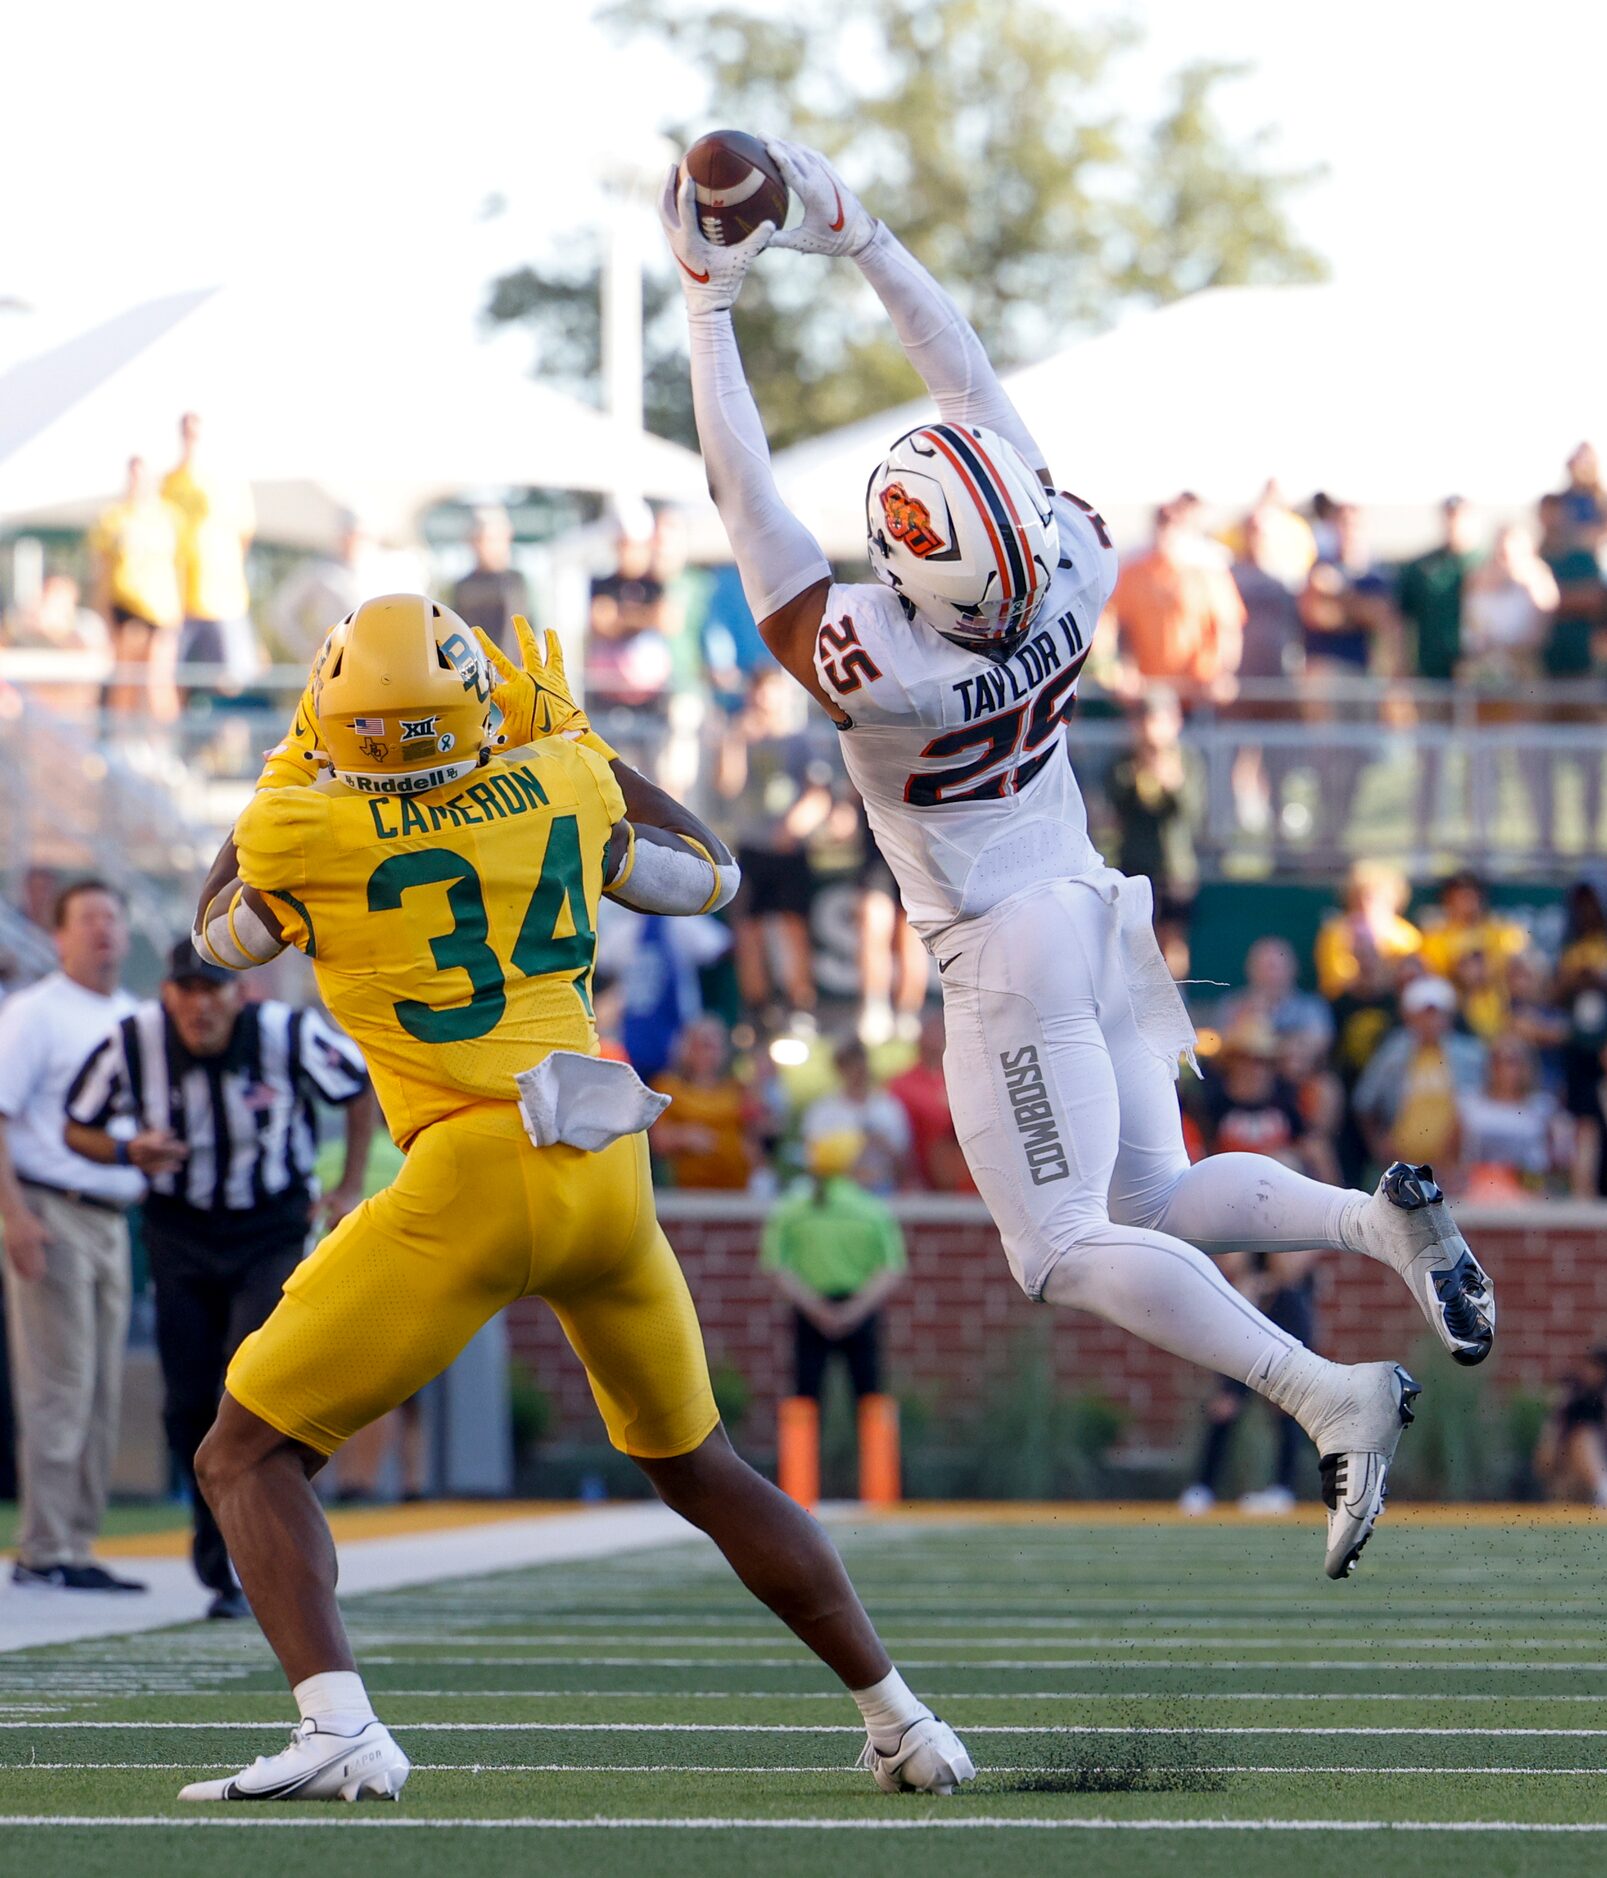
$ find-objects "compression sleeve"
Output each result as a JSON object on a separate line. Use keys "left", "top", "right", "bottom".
{"left": 855, "top": 224, "right": 1046, "bottom": 472}
{"left": 687, "top": 309, "right": 832, "bottom": 622}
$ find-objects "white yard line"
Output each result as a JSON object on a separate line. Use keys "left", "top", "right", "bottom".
{"left": 11, "top": 1721, "right": 1607, "bottom": 1736}
{"left": 11, "top": 1762, "right": 1607, "bottom": 1777}
{"left": 6, "top": 1815, "right": 1607, "bottom": 1833}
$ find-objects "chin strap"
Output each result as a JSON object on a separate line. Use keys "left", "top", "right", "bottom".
{"left": 193, "top": 887, "right": 287, "bottom": 972}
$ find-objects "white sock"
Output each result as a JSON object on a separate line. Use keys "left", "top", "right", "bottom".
{"left": 293, "top": 1670, "right": 377, "bottom": 1737}
{"left": 852, "top": 1668, "right": 928, "bottom": 1745}
{"left": 1254, "top": 1343, "right": 1342, "bottom": 1433}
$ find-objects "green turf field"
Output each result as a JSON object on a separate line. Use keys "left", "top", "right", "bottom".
{"left": 3, "top": 1513, "right": 1604, "bottom": 1876}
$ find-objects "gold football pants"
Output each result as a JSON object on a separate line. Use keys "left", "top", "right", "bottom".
{"left": 227, "top": 1103, "right": 718, "bottom": 1459}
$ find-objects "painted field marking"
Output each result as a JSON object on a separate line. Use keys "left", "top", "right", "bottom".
{"left": 10, "top": 1721, "right": 1607, "bottom": 1737}
{"left": 6, "top": 1815, "right": 1607, "bottom": 1834}
{"left": 10, "top": 1762, "right": 1607, "bottom": 1778}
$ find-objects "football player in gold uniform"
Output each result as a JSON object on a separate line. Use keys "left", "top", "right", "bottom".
{"left": 180, "top": 596, "right": 971, "bottom": 1803}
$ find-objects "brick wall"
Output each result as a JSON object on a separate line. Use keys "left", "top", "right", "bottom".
{"left": 506, "top": 1196, "right": 1607, "bottom": 1456}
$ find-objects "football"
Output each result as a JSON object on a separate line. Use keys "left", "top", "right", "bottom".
{"left": 681, "top": 129, "right": 789, "bottom": 246}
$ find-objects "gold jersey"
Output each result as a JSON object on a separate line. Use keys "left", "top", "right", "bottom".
{"left": 234, "top": 744, "right": 624, "bottom": 1147}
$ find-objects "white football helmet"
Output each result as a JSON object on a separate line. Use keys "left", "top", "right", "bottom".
{"left": 866, "top": 423, "right": 1058, "bottom": 654}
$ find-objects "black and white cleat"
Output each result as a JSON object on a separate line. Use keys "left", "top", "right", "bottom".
{"left": 1356, "top": 1162, "right": 1495, "bottom": 1366}
{"left": 1310, "top": 1362, "right": 1421, "bottom": 1580}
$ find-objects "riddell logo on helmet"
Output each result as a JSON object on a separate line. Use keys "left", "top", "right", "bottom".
{"left": 880, "top": 483, "right": 946, "bottom": 558}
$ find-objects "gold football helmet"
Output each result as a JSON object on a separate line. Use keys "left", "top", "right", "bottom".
{"left": 310, "top": 595, "right": 496, "bottom": 796}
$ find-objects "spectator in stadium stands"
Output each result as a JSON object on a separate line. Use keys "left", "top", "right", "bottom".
{"left": 1105, "top": 500, "right": 1245, "bottom": 700}
{"left": 1507, "top": 948, "right": 1570, "bottom": 1092}
{"left": 886, "top": 1009, "right": 974, "bottom": 1193}
{"left": 89, "top": 456, "right": 182, "bottom": 716}
{"left": 61, "top": 940, "right": 373, "bottom": 1617}
{"left": 268, "top": 514, "right": 376, "bottom": 664}
{"left": 1570, "top": 1037, "right": 1607, "bottom": 1198}
{"left": 1398, "top": 497, "right": 1480, "bottom": 848}
{"left": 1533, "top": 1349, "right": 1607, "bottom": 1507}
{"left": 1557, "top": 442, "right": 1607, "bottom": 552}
{"left": 1196, "top": 1020, "right": 1327, "bottom": 1178}
{"left": 1298, "top": 503, "right": 1402, "bottom": 851}
{"left": 1352, "top": 975, "right": 1486, "bottom": 1178}
{"left": 717, "top": 670, "right": 834, "bottom": 1032}
{"left": 585, "top": 525, "right": 672, "bottom": 715}
{"left": 1217, "top": 936, "right": 1334, "bottom": 1059}
{"left": 855, "top": 798, "right": 930, "bottom": 1048}
{"left": 761, "top": 1130, "right": 906, "bottom": 1410}
{"left": 1106, "top": 689, "right": 1197, "bottom": 912}
{"left": 1558, "top": 878, "right": 1607, "bottom": 1140}
{"left": 1314, "top": 860, "right": 1422, "bottom": 1002}
{"left": 1456, "top": 1033, "right": 1567, "bottom": 1204}
{"left": 1448, "top": 945, "right": 1511, "bottom": 1044}
{"left": 1417, "top": 871, "right": 1529, "bottom": 989}
{"left": 1, "top": 574, "right": 108, "bottom": 717}
{"left": 161, "top": 412, "right": 257, "bottom": 692}
{"left": 1535, "top": 492, "right": 1606, "bottom": 854}
{"left": 1275, "top": 1027, "right": 1345, "bottom": 1188}
{"left": 0, "top": 881, "right": 144, "bottom": 1592}
{"left": 1399, "top": 496, "right": 1480, "bottom": 684}
{"left": 449, "top": 506, "right": 530, "bottom": 659}
{"left": 649, "top": 1016, "right": 758, "bottom": 1191}
{"left": 1460, "top": 528, "right": 1559, "bottom": 842}
{"left": 1219, "top": 479, "right": 1317, "bottom": 591}
{"left": 800, "top": 1038, "right": 912, "bottom": 1196}
{"left": 605, "top": 907, "right": 732, "bottom": 1086}
{"left": 1227, "top": 505, "right": 1306, "bottom": 838}
{"left": 1178, "top": 1247, "right": 1321, "bottom": 1519}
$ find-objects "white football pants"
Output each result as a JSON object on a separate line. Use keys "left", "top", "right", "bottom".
{"left": 939, "top": 878, "right": 1360, "bottom": 1388}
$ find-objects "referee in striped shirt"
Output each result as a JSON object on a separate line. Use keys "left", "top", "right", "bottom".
{"left": 63, "top": 941, "right": 375, "bottom": 1619}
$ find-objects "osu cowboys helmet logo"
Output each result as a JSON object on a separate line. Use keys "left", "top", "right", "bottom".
{"left": 879, "top": 482, "right": 946, "bottom": 559}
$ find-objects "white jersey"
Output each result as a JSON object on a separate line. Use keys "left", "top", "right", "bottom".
{"left": 813, "top": 492, "right": 1119, "bottom": 945}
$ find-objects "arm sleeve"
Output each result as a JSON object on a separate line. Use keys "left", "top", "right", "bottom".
{"left": 63, "top": 1029, "right": 133, "bottom": 1129}
{"left": 293, "top": 1008, "right": 370, "bottom": 1104}
{"left": 855, "top": 224, "right": 1046, "bottom": 472}
{"left": 687, "top": 309, "right": 832, "bottom": 622}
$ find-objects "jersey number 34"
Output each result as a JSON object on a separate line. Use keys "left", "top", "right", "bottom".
{"left": 366, "top": 817, "right": 594, "bottom": 1043}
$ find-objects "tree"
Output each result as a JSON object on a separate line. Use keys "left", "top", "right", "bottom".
{"left": 488, "top": 0, "right": 1325, "bottom": 451}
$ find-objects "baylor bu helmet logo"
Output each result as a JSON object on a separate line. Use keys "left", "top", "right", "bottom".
{"left": 879, "top": 482, "right": 946, "bottom": 559}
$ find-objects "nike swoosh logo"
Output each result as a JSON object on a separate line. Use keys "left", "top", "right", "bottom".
{"left": 829, "top": 187, "right": 845, "bottom": 232}
{"left": 676, "top": 256, "right": 711, "bottom": 284}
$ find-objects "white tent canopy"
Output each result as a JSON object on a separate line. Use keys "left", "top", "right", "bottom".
{"left": 0, "top": 284, "right": 709, "bottom": 550}
{"left": 749, "top": 282, "right": 1597, "bottom": 563}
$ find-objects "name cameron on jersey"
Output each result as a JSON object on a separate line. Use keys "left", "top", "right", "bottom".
{"left": 950, "top": 613, "right": 1087, "bottom": 725}
{"left": 364, "top": 763, "right": 550, "bottom": 840}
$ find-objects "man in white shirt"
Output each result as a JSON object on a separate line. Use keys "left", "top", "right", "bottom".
{"left": 0, "top": 880, "right": 148, "bottom": 1590}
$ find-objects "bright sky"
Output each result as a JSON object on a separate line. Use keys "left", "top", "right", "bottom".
{"left": 4, "top": 0, "right": 1603, "bottom": 372}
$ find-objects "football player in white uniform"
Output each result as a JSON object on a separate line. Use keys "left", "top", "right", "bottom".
{"left": 660, "top": 141, "right": 1495, "bottom": 1581}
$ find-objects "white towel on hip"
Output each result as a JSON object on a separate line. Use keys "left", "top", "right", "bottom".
{"left": 514, "top": 1050, "right": 671, "bottom": 1153}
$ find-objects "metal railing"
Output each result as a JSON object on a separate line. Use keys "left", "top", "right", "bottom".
{"left": 3, "top": 661, "right": 1604, "bottom": 900}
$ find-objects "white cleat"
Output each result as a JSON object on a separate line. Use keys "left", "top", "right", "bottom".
{"left": 1355, "top": 1162, "right": 1495, "bottom": 1366}
{"left": 178, "top": 1719, "right": 410, "bottom": 1802}
{"left": 857, "top": 1714, "right": 976, "bottom": 1795}
{"left": 1294, "top": 1361, "right": 1421, "bottom": 1579}
{"left": 1177, "top": 1484, "right": 1215, "bottom": 1516}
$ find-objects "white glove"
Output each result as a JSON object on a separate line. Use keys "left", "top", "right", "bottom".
{"left": 659, "top": 166, "right": 775, "bottom": 315}
{"left": 766, "top": 140, "right": 877, "bottom": 259}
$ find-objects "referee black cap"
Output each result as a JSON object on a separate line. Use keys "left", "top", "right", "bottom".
{"left": 166, "top": 939, "right": 234, "bottom": 987}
